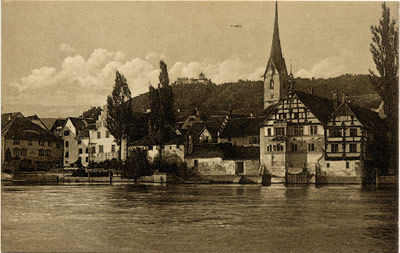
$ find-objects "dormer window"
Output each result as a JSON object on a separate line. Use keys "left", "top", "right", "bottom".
{"left": 270, "top": 79, "right": 274, "bottom": 89}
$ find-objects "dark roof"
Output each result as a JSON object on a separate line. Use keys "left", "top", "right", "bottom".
{"left": 348, "top": 103, "right": 386, "bottom": 131}
{"left": 2, "top": 112, "right": 24, "bottom": 130}
{"left": 186, "top": 143, "right": 259, "bottom": 160}
{"left": 294, "top": 90, "right": 335, "bottom": 124}
{"left": 26, "top": 115, "right": 48, "bottom": 130}
{"left": 2, "top": 116, "right": 61, "bottom": 142}
{"left": 219, "top": 117, "right": 264, "bottom": 138}
{"left": 187, "top": 119, "right": 223, "bottom": 141}
{"left": 76, "top": 124, "right": 97, "bottom": 139}
{"left": 130, "top": 135, "right": 154, "bottom": 146}
{"left": 50, "top": 118, "right": 67, "bottom": 132}
{"left": 69, "top": 117, "right": 90, "bottom": 131}
{"left": 349, "top": 93, "right": 381, "bottom": 109}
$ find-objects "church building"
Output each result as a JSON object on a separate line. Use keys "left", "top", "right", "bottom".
{"left": 259, "top": 2, "right": 385, "bottom": 184}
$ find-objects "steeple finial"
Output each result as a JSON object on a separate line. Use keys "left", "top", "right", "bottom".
{"left": 290, "top": 59, "right": 293, "bottom": 76}
{"left": 268, "top": 0, "right": 287, "bottom": 76}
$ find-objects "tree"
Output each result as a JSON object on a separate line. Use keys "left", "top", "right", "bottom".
{"left": 369, "top": 2, "right": 399, "bottom": 173}
{"left": 148, "top": 60, "right": 175, "bottom": 170}
{"left": 106, "top": 71, "right": 132, "bottom": 162}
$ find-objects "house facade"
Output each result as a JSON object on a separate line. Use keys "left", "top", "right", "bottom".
{"left": 2, "top": 113, "right": 63, "bottom": 170}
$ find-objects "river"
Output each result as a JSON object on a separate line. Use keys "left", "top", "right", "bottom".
{"left": 1, "top": 183, "right": 397, "bottom": 252}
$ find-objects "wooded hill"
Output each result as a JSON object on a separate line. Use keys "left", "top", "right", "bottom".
{"left": 131, "top": 74, "right": 380, "bottom": 116}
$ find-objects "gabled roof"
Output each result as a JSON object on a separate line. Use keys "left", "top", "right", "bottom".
{"left": 2, "top": 116, "right": 61, "bottom": 142}
{"left": 187, "top": 119, "right": 222, "bottom": 141}
{"left": 69, "top": 117, "right": 89, "bottom": 131}
{"left": 50, "top": 118, "right": 67, "bottom": 132}
{"left": 219, "top": 117, "right": 264, "bottom": 138}
{"left": 76, "top": 124, "right": 97, "bottom": 139}
{"left": 26, "top": 115, "right": 48, "bottom": 131}
{"left": 347, "top": 103, "right": 386, "bottom": 131}
{"left": 294, "top": 90, "right": 335, "bottom": 124}
{"left": 40, "top": 118, "right": 59, "bottom": 131}
{"left": 2, "top": 112, "right": 24, "bottom": 130}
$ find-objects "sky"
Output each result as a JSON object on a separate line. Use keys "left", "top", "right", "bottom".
{"left": 2, "top": 1, "right": 398, "bottom": 118}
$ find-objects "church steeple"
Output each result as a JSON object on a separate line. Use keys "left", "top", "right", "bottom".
{"left": 263, "top": 1, "right": 289, "bottom": 109}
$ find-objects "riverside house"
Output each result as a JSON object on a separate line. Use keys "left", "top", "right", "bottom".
{"left": 1, "top": 112, "right": 63, "bottom": 170}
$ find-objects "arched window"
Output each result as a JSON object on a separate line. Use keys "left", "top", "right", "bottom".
{"left": 270, "top": 79, "right": 274, "bottom": 89}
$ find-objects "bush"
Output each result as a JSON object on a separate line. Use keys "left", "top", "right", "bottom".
{"left": 123, "top": 149, "right": 152, "bottom": 180}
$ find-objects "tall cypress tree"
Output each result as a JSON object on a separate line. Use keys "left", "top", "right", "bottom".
{"left": 369, "top": 3, "right": 399, "bottom": 173}
{"left": 148, "top": 60, "right": 175, "bottom": 170}
{"left": 106, "top": 71, "right": 132, "bottom": 161}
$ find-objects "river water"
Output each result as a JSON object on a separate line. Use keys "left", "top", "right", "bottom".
{"left": 1, "top": 183, "right": 397, "bottom": 252}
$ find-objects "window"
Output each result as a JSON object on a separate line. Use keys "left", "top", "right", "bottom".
{"left": 327, "top": 163, "right": 330, "bottom": 168}
{"left": 86, "top": 157, "right": 89, "bottom": 162}
{"left": 293, "top": 126, "right": 304, "bottom": 136}
{"left": 44, "top": 150, "right": 48, "bottom": 156}
{"left": 267, "top": 128, "right": 272, "bottom": 136}
{"left": 294, "top": 113, "right": 299, "bottom": 119}
{"left": 91, "top": 147, "right": 96, "bottom": 153}
{"left": 250, "top": 136, "right": 260, "bottom": 144}
{"left": 13, "top": 148, "right": 19, "bottom": 157}
{"left": 291, "top": 143, "right": 298, "bottom": 152}
{"left": 283, "top": 113, "right": 287, "bottom": 119}
{"left": 97, "top": 132, "right": 101, "bottom": 139}
{"left": 112, "top": 145, "right": 116, "bottom": 152}
{"left": 273, "top": 145, "right": 277, "bottom": 151}
{"left": 329, "top": 128, "right": 342, "bottom": 137}
{"left": 65, "top": 141, "right": 69, "bottom": 147}
{"left": 308, "top": 143, "right": 315, "bottom": 151}
{"left": 276, "top": 143, "right": 284, "bottom": 151}
{"left": 28, "top": 139, "right": 33, "bottom": 146}
{"left": 310, "top": 126, "right": 318, "bottom": 135}
{"left": 13, "top": 139, "right": 20, "bottom": 145}
{"left": 85, "top": 148, "right": 89, "bottom": 153}
{"left": 350, "top": 128, "right": 357, "bottom": 137}
{"left": 39, "top": 140, "right": 45, "bottom": 146}
{"left": 65, "top": 151, "right": 69, "bottom": 158}
{"left": 331, "top": 144, "right": 339, "bottom": 153}
{"left": 78, "top": 140, "right": 82, "bottom": 145}
{"left": 106, "top": 131, "right": 110, "bottom": 138}
{"left": 267, "top": 145, "right": 270, "bottom": 152}
{"left": 271, "top": 94, "right": 274, "bottom": 99}
{"left": 39, "top": 149, "right": 44, "bottom": 156}
{"left": 79, "top": 148, "right": 83, "bottom": 154}
{"left": 346, "top": 162, "right": 350, "bottom": 169}
{"left": 275, "top": 127, "right": 285, "bottom": 136}
{"left": 64, "top": 130, "right": 70, "bottom": 136}
{"left": 349, "top": 144, "right": 357, "bottom": 153}
{"left": 270, "top": 79, "right": 274, "bottom": 89}
{"left": 99, "top": 145, "right": 104, "bottom": 153}
{"left": 194, "top": 160, "right": 198, "bottom": 167}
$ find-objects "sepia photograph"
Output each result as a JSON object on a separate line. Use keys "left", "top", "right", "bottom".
{"left": 1, "top": 1, "right": 399, "bottom": 252}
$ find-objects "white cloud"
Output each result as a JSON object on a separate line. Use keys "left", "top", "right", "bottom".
{"left": 59, "top": 43, "right": 76, "bottom": 53}
{"left": 170, "top": 58, "right": 264, "bottom": 84}
{"left": 5, "top": 49, "right": 264, "bottom": 116}
{"left": 295, "top": 51, "right": 350, "bottom": 78}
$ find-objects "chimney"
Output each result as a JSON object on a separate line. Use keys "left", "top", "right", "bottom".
{"left": 341, "top": 90, "right": 346, "bottom": 104}
{"left": 332, "top": 90, "right": 339, "bottom": 109}
{"left": 307, "top": 87, "right": 313, "bottom": 95}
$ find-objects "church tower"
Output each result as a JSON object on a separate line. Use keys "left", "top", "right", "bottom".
{"left": 263, "top": 2, "right": 289, "bottom": 109}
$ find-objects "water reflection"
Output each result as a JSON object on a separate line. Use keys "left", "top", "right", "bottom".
{"left": 2, "top": 184, "right": 397, "bottom": 253}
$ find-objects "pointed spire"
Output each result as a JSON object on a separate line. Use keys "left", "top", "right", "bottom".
{"left": 269, "top": 1, "right": 287, "bottom": 75}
